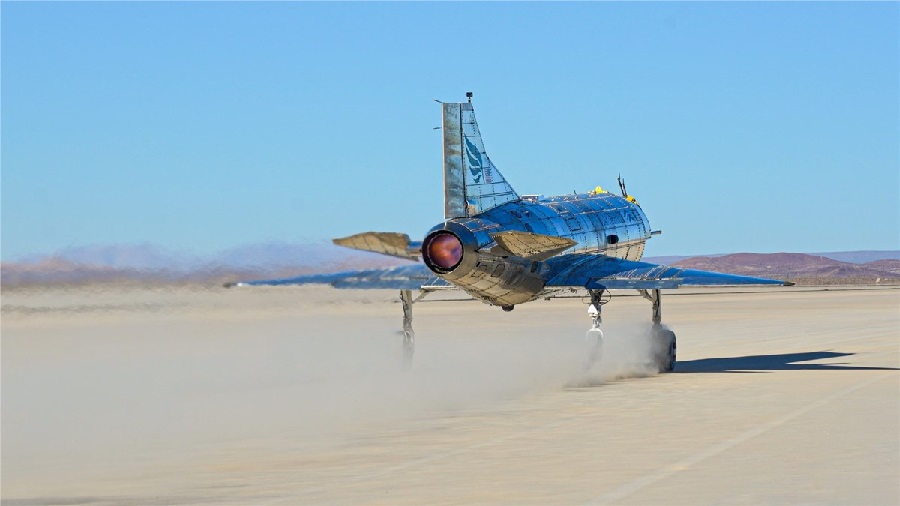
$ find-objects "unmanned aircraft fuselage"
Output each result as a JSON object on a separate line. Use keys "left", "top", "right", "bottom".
{"left": 421, "top": 191, "right": 651, "bottom": 308}
{"left": 230, "top": 95, "right": 788, "bottom": 371}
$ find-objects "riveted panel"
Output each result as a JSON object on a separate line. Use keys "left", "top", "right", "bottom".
{"left": 442, "top": 103, "right": 467, "bottom": 219}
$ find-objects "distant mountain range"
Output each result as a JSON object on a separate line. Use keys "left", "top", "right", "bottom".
{"left": 642, "top": 250, "right": 900, "bottom": 265}
{"left": 2, "top": 243, "right": 898, "bottom": 287}
{"left": 666, "top": 253, "right": 900, "bottom": 284}
{"left": 11, "top": 242, "right": 392, "bottom": 272}
{"left": 1, "top": 242, "right": 407, "bottom": 286}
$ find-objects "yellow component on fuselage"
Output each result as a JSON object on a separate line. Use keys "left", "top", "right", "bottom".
{"left": 591, "top": 186, "right": 608, "bottom": 195}
{"left": 625, "top": 194, "right": 639, "bottom": 205}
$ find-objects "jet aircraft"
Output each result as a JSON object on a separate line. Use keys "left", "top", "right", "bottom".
{"left": 228, "top": 93, "right": 788, "bottom": 372}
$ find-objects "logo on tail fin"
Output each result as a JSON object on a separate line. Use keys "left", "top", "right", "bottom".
{"left": 464, "top": 137, "right": 484, "bottom": 183}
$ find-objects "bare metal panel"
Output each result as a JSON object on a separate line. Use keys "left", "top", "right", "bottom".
{"left": 232, "top": 100, "right": 786, "bottom": 306}
{"left": 332, "top": 232, "right": 419, "bottom": 260}
{"left": 490, "top": 231, "right": 577, "bottom": 261}
{"left": 459, "top": 103, "right": 519, "bottom": 214}
{"left": 442, "top": 103, "right": 467, "bottom": 219}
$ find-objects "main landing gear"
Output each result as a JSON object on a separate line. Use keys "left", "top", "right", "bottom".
{"left": 584, "top": 288, "right": 676, "bottom": 373}
{"left": 399, "top": 289, "right": 429, "bottom": 369}
{"left": 638, "top": 289, "right": 677, "bottom": 373}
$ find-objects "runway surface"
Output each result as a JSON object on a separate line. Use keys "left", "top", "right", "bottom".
{"left": 3, "top": 285, "right": 898, "bottom": 505}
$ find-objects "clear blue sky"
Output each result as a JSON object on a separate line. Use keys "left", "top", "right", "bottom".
{"left": 3, "top": 2, "right": 898, "bottom": 260}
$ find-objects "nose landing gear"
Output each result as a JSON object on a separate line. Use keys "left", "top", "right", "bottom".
{"left": 584, "top": 289, "right": 608, "bottom": 371}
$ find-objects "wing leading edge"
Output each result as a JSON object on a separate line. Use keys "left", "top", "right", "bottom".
{"left": 544, "top": 254, "right": 791, "bottom": 289}
{"left": 227, "top": 252, "right": 788, "bottom": 292}
{"left": 332, "top": 232, "right": 422, "bottom": 260}
{"left": 225, "top": 264, "right": 447, "bottom": 290}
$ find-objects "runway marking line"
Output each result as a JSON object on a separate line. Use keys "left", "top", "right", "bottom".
{"left": 584, "top": 372, "right": 895, "bottom": 505}
{"left": 264, "top": 343, "right": 897, "bottom": 503}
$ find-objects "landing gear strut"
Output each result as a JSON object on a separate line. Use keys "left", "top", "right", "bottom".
{"left": 400, "top": 290, "right": 416, "bottom": 369}
{"left": 584, "top": 289, "right": 607, "bottom": 371}
{"left": 638, "top": 289, "right": 676, "bottom": 373}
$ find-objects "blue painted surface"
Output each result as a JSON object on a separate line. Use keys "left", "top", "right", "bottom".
{"left": 240, "top": 264, "right": 437, "bottom": 290}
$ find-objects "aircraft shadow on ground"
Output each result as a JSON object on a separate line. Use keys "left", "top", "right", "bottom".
{"left": 676, "top": 351, "right": 900, "bottom": 374}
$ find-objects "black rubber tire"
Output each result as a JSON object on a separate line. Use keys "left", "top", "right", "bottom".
{"left": 653, "top": 329, "right": 676, "bottom": 373}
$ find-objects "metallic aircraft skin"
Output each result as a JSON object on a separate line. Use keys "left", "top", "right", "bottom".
{"left": 231, "top": 96, "right": 786, "bottom": 303}
{"left": 229, "top": 95, "right": 788, "bottom": 370}
{"left": 420, "top": 191, "right": 650, "bottom": 307}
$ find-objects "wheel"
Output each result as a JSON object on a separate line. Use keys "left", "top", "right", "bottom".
{"left": 583, "top": 328, "right": 604, "bottom": 371}
{"left": 652, "top": 328, "right": 676, "bottom": 373}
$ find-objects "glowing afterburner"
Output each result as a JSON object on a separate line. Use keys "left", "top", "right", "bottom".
{"left": 423, "top": 232, "right": 463, "bottom": 272}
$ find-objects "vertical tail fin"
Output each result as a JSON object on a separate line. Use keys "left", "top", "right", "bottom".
{"left": 442, "top": 100, "right": 519, "bottom": 219}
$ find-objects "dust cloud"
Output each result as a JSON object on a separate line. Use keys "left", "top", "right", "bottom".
{"left": 568, "top": 322, "right": 665, "bottom": 387}
{"left": 217, "top": 320, "right": 668, "bottom": 439}
{"left": 2, "top": 287, "right": 667, "bottom": 493}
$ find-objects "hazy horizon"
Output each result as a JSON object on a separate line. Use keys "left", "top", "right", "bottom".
{"left": 4, "top": 241, "right": 898, "bottom": 270}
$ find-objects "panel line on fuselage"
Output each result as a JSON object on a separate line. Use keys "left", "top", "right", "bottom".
{"left": 474, "top": 192, "right": 650, "bottom": 261}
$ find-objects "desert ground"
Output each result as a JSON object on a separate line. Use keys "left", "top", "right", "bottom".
{"left": 2, "top": 284, "right": 898, "bottom": 505}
